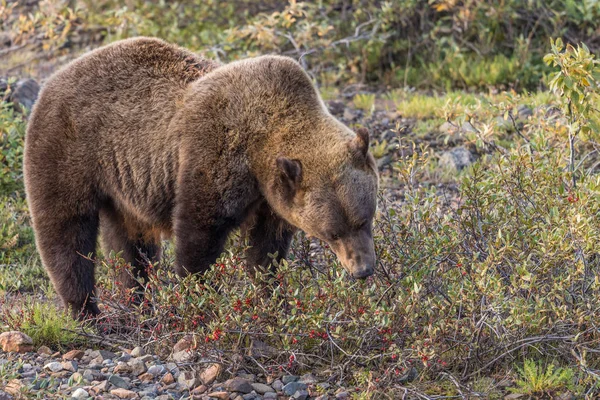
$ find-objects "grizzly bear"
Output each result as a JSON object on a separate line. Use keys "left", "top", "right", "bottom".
{"left": 24, "top": 37, "right": 378, "bottom": 318}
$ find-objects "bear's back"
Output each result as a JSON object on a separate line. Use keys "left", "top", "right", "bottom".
{"left": 24, "top": 38, "right": 220, "bottom": 226}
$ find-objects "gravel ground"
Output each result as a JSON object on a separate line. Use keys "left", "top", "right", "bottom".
{"left": 0, "top": 336, "right": 358, "bottom": 399}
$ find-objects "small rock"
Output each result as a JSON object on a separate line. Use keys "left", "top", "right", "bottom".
{"left": 118, "top": 353, "right": 132, "bottom": 362}
{"left": 131, "top": 346, "right": 145, "bottom": 357}
{"left": 71, "top": 372, "right": 83, "bottom": 382}
{"left": 314, "top": 396, "right": 328, "bottom": 400}
{"left": 62, "top": 361, "right": 78, "bottom": 372}
{"left": 44, "top": 362, "right": 63, "bottom": 373}
{"left": 223, "top": 377, "right": 252, "bottom": 394}
{"left": 171, "top": 350, "right": 193, "bottom": 362}
{"left": 4, "top": 379, "right": 23, "bottom": 396}
{"left": 504, "top": 394, "right": 525, "bottom": 400}
{"left": 147, "top": 365, "right": 166, "bottom": 376}
{"left": 138, "top": 354, "right": 154, "bottom": 363}
{"left": 299, "top": 373, "right": 318, "bottom": 384}
{"left": 173, "top": 335, "right": 195, "bottom": 353}
{"left": 206, "top": 392, "right": 229, "bottom": 400}
{"left": 0, "top": 331, "right": 33, "bottom": 353}
{"left": 439, "top": 146, "right": 474, "bottom": 172}
{"left": 97, "top": 350, "right": 117, "bottom": 360}
{"left": 37, "top": 346, "right": 53, "bottom": 355}
{"left": 90, "top": 380, "right": 109, "bottom": 394}
{"left": 237, "top": 373, "right": 255, "bottom": 382}
{"left": 292, "top": 389, "right": 309, "bottom": 400}
{"left": 110, "top": 388, "right": 138, "bottom": 399}
{"left": 251, "top": 383, "right": 274, "bottom": 394}
{"left": 191, "top": 384, "right": 207, "bottom": 394}
{"left": 271, "top": 380, "right": 284, "bottom": 391}
{"left": 263, "top": 393, "right": 277, "bottom": 400}
{"left": 113, "top": 362, "right": 132, "bottom": 374}
{"left": 63, "top": 349, "right": 85, "bottom": 360}
{"left": 335, "top": 391, "right": 349, "bottom": 399}
{"left": 82, "top": 369, "right": 105, "bottom": 382}
{"left": 109, "top": 374, "right": 130, "bottom": 389}
{"left": 282, "top": 375, "right": 299, "bottom": 384}
{"left": 161, "top": 372, "right": 175, "bottom": 385}
{"left": 129, "top": 359, "right": 147, "bottom": 375}
{"left": 177, "top": 370, "right": 197, "bottom": 389}
{"left": 283, "top": 382, "right": 307, "bottom": 396}
{"left": 199, "top": 363, "right": 222, "bottom": 385}
{"left": 138, "top": 372, "right": 154, "bottom": 382}
{"left": 71, "top": 388, "right": 89, "bottom": 399}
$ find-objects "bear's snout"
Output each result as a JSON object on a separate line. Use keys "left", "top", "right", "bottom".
{"left": 352, "top": 264, "right": 374, "bottom": 279}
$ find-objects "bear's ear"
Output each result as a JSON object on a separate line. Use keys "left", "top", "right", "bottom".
{"left": 276, "top": 157, "right": 303, "bottom": 195}
{"left": 348, "top": 127, "right": 370, "bottom": 159}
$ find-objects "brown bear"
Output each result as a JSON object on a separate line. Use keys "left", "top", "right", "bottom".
{"left": 24, "top": 37, "right": 378, "bottom": 318}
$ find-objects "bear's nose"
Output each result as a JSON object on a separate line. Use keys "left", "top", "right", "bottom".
{"left": 352, "top": 265, "right": 374, "bottom": 279}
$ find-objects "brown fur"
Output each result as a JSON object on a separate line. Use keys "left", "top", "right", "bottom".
{"left": 24, "top": 37, "right": 378, "bottom": 318}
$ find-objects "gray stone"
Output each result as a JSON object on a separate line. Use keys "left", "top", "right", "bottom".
{"left": 44, "top": 362, "right": 63, "bottom": 373}
{"left": 177, "top": 370, "right": 197, "bottom": 389}
{"left": 224, "top": 377, "right": 252, "bottom": 394}
{"left": 292, "top": 389, "right": 309, "bottom": 400}
{"left": 171, "top": 350, "right": 193, "bottom": 362}
{"left": 335, "top": 392, "right": 349, "bottom": 399}
{"left": 96, "top": 350, "right": 117, "bottom": 360}
{"left": 62, "top": 361, "right": 78, "bottom": 372}
{"left": 439, "top": 146, "right": 474, "bottom": 172}
{"left": 251, "top": 383, "right": 274, "bottom": 394}
{"left": 460, "top": 121, "right": 478, "bottom": 133}
{"left": 282, "top": 375, "right": 299, "bottom": 384}
{"left": 271, "top": 380, "right": 284, "bottom": 391}
{"left": 439, "top": 121, "right": 458, "bottom": 134}
{"left": 263, "top": 393, "right": 277, "bottom": 400}
{"left": 147, "top": 365, "right": 166, "bottom": 376}
{"left": 131, "top": 346, "right": 145, "bottom": 357}
{"left": 299, "top": 373, "right": 318, "bottom": 384}
{"left": 129, "top": 359, "right": 147, "bottom": 376}
{"left": 108, "top": 374, "right": 130, "bottom": 389}
{"left": 82, "top": 369, "right": 105, "bottom": 382}
{"left": 283, "top": 382, "right": 307, "bottom": 396}
{"left": 71, "top": 388, "right": 89, "bottom": 399}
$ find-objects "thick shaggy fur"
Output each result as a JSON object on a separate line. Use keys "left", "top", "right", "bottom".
{"left": 24, "top": 37, "right": 378, "bottom": 318}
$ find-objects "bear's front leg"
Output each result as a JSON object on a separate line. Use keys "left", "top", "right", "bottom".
{"left": 243, "top": 202, "right": 296, "bottom": 278}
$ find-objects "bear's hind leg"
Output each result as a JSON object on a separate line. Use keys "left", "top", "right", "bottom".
{"left": 34, "top": 213, "right": 100, "bottom": 319}
{"left": 100, "top": 206, "right": 162, "bottom": 290}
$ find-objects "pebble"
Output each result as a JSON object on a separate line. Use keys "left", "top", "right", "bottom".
{"left": 206, "top": 392, "right": 229, "bottom": 400}
{"left": 161, "top": 372, "right": 175, "bottom": 385}
{"left": 283, "top": 382, "right": 308, "bottom": 396}
{"left": 292, "top": 389, "right": 309, "bottom": 400}
{"left": 44, "top": 361, "right": 63, "bottom": 373}
{"left": 271, "top": 380, "right": 284, "bottom": 391}
{"left": 223, "top": 377, "right": 253, "bottom": 394}
{"left": 62, "top": 360, "right": 78, "bottom": 372}
{"left": 177, "top": 370, "right": 197, "bottom": 389}
{"left": 263, "top": 393, "right": 278, "bottom": 400}
{"left": 282, "top": 375, "right": 299, "bottom": 384}
{"left": 63, "top": 349, "right": 85, "bottom": 360}
{"left": 131, "top": 346, "right": 145, "bottom": 357}
{"left": 110, "top": 388, "right": 138, "bottom": 399}
{"left": 37, "top": 346, "right": 52, "bottom": 355}
{"left": 109, "top": 374, "right": 130, "bottom": 389}
{"left": 251, "top": 382, "right": 274, "bottom": 394}
{"left": 71, "top": 388, "right": 89, "bottom": 399}
{"left": 0, "top": 331, "right": 33, "bottom": 353}
{"left": 129, "top": 359, "right": 147, "bottom": 375}
{"left": 199, "top": 363, "right": 222, "bottom": 385}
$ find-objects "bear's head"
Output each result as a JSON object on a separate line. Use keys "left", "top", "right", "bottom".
{"left": 270, "top": 127, "right": 378, "bottom": 279}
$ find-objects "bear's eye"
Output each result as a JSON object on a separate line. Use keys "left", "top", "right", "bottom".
{"left": 329, "top": 233, "right": 340, "bottom": 241}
